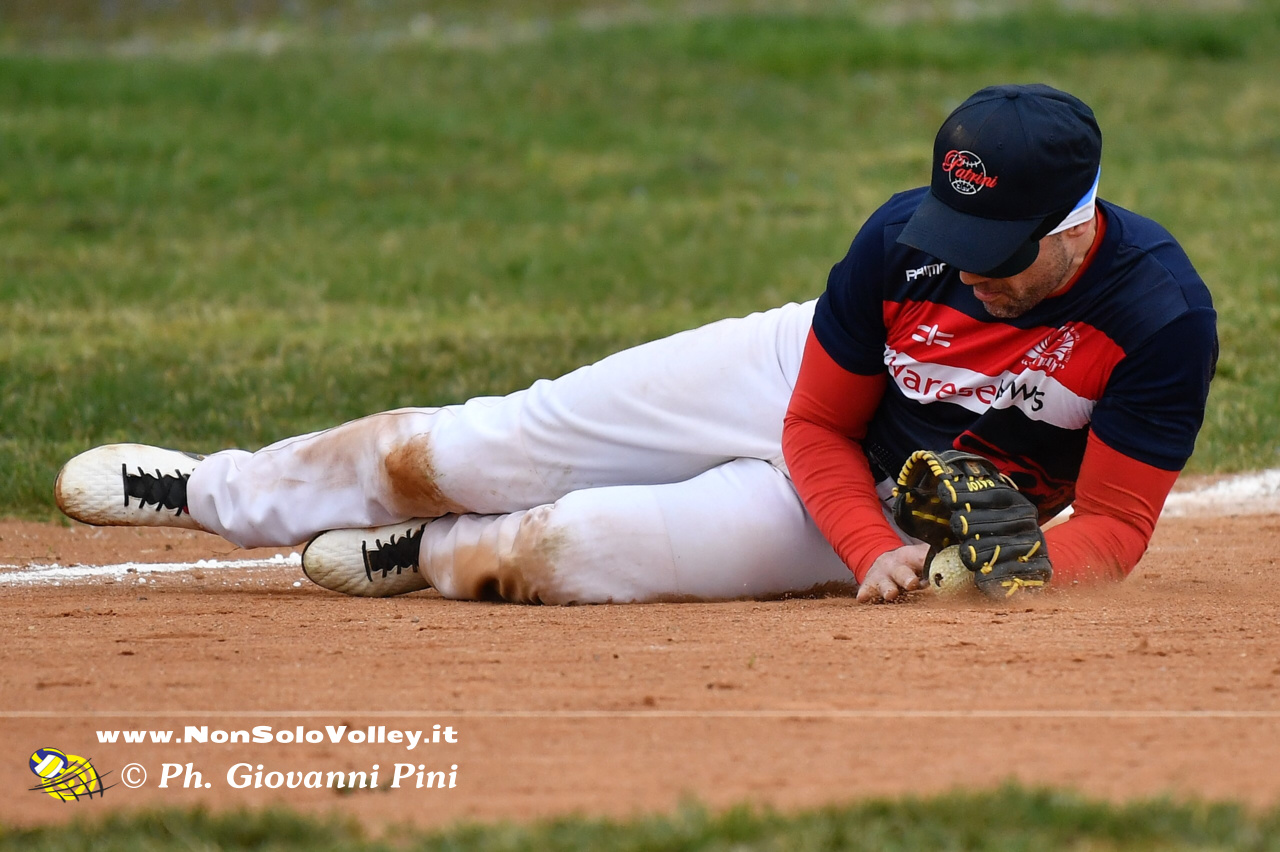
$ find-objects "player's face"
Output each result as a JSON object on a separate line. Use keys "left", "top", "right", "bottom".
{"left": 957, "top": 233, "right": 1075, "bottom": 319}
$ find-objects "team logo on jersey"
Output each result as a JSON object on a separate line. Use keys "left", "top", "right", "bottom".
{"left": 911, "top": 323, "right": 954, "bottom": 347}
{"left": 941, "top": 150, "right": 998, "bottom": 195}
{"left": 1022, "top": 325, "right": 1080, "bottom": 373}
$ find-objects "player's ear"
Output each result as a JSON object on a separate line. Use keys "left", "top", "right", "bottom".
{"left": 1060, "top": 220, "right": 1094, "bottom": 239}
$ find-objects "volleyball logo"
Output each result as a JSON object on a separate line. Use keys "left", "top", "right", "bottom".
{"left": 28, "top": 747, "right": 114, "bottom": 801}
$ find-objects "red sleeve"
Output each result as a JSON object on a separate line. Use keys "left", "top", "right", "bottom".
{"left": 1044, "top": 431, "right": 1179, "bottom": 584}
{"left": 783, "top": 330, "right": 906, "bottom": 582}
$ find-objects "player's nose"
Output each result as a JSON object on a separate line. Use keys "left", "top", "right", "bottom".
{"left": 958, "top": 271, "right": 988, "bottom": 286}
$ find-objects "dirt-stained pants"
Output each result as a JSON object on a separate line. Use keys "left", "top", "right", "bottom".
{"left": 186, "top": 300, "right": 867, "bottom": 603}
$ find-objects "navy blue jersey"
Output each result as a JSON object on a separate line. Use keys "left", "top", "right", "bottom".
{"left": 813, "top": 188, "right": 1217, "bottom": 520}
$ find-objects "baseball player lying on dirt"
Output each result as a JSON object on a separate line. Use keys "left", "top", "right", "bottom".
{"left": 54, "top": 84, "right": 1217, "bottom": 604}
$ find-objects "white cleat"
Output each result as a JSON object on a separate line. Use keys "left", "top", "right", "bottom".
{"left": 302, "top": 521, "right": 432, "bottom": 597}
{"left": 54, "top": 443, "right": 208, "bottom": 531}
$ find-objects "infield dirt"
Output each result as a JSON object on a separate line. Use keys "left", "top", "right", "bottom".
{"left": 2, "top": 511, "right": 1278, "bottom": 829}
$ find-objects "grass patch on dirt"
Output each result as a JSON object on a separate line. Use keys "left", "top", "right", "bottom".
{"left": 3, "top": 2, "right": 1280, "bottom": 517}
{"left": 5, "top": 785, "right": 1280, "bottom": 850}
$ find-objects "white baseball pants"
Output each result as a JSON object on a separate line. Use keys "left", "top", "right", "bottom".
{"left": 186, "top": 300, "right": 867, "bottom": 603}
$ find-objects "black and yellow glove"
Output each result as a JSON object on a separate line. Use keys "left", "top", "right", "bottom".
{"left": 892, "top": 450, "right": 1052, "bottom": 599}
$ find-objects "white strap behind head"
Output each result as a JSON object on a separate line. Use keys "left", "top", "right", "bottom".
{"left": 1047, "top": 168, "right": 1100, "bottom": 235}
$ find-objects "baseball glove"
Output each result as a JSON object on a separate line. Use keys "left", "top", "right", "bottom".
{"left": 892, "top": 450, "right": 1052, "bottom": 598}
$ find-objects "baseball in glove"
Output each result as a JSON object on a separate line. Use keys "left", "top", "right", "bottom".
{"left": 892, "top": 449, "right": 1052, "bottom": 598}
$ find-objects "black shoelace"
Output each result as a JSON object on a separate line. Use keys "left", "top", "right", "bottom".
{"left": 362, "top": 524, "right": 426, "bottom": 582}
{"left": 121, "top": 464, "right": 190, "bottom": 516}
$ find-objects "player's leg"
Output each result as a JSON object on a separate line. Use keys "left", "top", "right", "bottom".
{"left": 302, "top": 456, "right": 857, "bottom": 603}
{"left": 58, "top": 300, "right": 817, "bottom": 549}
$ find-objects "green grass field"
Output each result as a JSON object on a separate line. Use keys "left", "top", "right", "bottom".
{"left": 3, "top": 1, "right": 1279, "bottom": 520}
{"left": 5, "top": 785, "right": 1280, "bottom": 851}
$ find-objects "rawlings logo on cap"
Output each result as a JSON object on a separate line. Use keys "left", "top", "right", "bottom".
{"left": 942, "top": 149, "right": 998, "bottom": 195}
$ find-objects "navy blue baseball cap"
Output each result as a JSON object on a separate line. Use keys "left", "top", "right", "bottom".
{"left": 897, "top": 84, "right": 1102, "bottom": 278}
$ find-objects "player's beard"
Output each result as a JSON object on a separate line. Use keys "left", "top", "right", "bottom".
{"left": 974, "top": 235, "right": 1075, "bottom": 319}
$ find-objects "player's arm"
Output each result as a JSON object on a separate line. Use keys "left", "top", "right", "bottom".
{"left": 1045, "top": 308, "right": 1217, "bottom": 583}
{"left": 782, "top": 217, "right": 925, "bottom": 601}
{"left": 783, "top": 330, "right": 922, "bottom": 600}
{"left": 1043, "top": 433, "right": 1178, "bottom": 583}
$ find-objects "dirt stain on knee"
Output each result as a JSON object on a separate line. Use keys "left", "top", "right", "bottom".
{"left": 438, "top": 507, "right": 571, "bottom": 604}
{"left": 384, "top": 434, "right": 469, "bottom": 518}
{"left": 287, "top": 420, "right": 366, "bottom": 491}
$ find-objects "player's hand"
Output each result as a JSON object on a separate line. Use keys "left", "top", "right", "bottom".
{"left": 856, "top": 543, "right": 930, "bottom": 603}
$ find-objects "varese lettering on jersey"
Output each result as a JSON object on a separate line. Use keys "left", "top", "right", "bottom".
{"left": 883, "top": 347, "right": 1094, "bottom": 430}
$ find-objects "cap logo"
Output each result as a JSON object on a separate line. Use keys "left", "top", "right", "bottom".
{"left": 942, "top": 149, "right": 998, "bottom": 195}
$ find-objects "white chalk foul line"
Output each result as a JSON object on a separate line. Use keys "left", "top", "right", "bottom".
{"left": 0, "top": 553, "right": 301, "bottom": 586}
{"left": 3, "top": 709, "right": 1280, "bottom": 720}
{"left": 1163, "top": 468, "right": 1280, "bottom": 517}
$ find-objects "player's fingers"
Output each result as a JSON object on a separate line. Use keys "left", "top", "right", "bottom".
{"left": 888, "top": 562, "right": 922, "bottom": 592}
{"left": 857, "top": 544, "right": 931, "bottom": 604}
{"left": 861, "top": 573, "right": 911, "bottom": 603}
{"left": 856, "top": 574, "right": 897, "bottom": 603}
